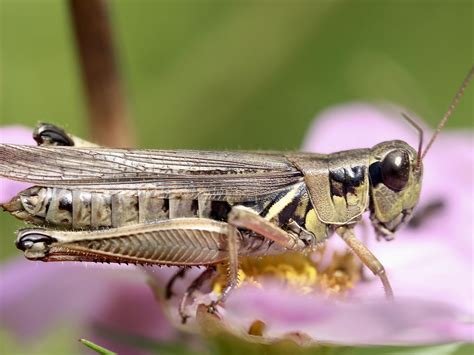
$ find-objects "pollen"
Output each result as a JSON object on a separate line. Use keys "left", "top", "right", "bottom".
{"left": 213, "top": 249, "right": 362, "bottom": 297}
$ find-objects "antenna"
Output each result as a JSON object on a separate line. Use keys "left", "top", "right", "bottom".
{"left": 421, "top": 65, "right": 474, "bottom": 160}
{"left": 401, "top": 113, "right": 423, "bottom": 167}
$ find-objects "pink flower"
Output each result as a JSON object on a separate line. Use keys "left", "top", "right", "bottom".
{"left": 0, "top": 127, "right": 34, "bottom": 201}
{"left": 0, "top": 104, "right": 472, "bottom": 351}
{"left": 0, "top": 259, "right": 179, "bottom": 354}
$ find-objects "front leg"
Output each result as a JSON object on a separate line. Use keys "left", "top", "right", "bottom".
{"left": 336, "top": 226, "right": 394, "bottom": 299}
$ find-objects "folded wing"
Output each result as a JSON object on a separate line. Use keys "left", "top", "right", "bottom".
{"left": 0, "top": 145, "right": 302, "bottom": 198}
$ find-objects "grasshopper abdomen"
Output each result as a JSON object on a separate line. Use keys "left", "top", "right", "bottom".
{"left": 4, "top": 182, "right": 325, "bottom": 240}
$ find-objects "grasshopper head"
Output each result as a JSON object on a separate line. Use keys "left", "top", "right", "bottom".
{"left": 367, "top": 66, "right": 473, "bottom": 239}
{"left": 367, "top": 66, "right": 473, "bottom": 240}
{"left": 368, "top": 140, "right": 423, "bottom": 240}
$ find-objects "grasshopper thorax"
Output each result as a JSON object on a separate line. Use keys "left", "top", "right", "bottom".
{"left": 368, "top": 140, "right": 423, "bottom": 240}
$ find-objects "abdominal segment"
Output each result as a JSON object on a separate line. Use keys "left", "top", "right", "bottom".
{"left": 3, "top": 186, "right": 244, "bottom": 230}
{"left": 3, "top": 186, "right": 184, "bottom": 229}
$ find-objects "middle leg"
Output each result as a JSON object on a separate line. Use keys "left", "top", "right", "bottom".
{"left": 179, "top": 267, "right": 216, "bottom": 323}
{"left": 165, "top": 268, "right": 188, "bottom": 300}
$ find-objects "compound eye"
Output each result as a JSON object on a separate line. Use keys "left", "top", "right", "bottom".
{"left": 380, "top": 150, "right": 410, "bottom": 191}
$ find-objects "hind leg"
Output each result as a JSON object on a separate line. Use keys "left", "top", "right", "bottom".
{"left": 33, "top": 123, "right": 99, "bottom": 147}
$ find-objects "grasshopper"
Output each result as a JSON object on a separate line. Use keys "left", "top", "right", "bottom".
{"left": 1, "top": 67, "right": 472, "bottom": 322}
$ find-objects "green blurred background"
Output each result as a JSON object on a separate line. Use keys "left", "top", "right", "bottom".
{"left": 0, "top": 0, "right": 472, "bottom": 353}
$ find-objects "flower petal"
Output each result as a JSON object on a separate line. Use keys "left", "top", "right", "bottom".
{"left": 0, "top": 259, "right": 177, "bottom": 351}
{"left": 303, "top": 103, "right": 423, "bottom": 153}
{"left": 0, "top": 126, "right": 34, "bottom": 203}
{"left": 223, "top": 283, "right": 473, "bottom": 345}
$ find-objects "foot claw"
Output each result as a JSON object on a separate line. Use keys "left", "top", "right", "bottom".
{"left": 207, "top": 300, "right": 220, "bottom": 315}
{"left": 180, "top": 314, "right": 190, "bottom": 324}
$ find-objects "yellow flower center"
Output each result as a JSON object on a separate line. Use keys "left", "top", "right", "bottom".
{"left": 213, "top": 248, "right": 362, "bottom": 298}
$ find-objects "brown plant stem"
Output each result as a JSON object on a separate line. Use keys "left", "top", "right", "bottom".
{"left": 69, "top": 0, "right": 134, "bottom": 147}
